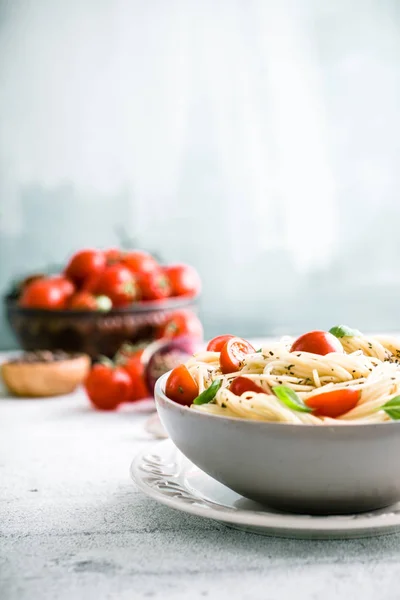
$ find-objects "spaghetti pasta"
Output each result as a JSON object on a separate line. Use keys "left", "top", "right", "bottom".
{"left": 184, "top": 328, "right": 400, "bottom": 424}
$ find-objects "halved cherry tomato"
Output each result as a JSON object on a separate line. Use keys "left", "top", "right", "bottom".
{"left": 220, "top": 337, "right": 255, "bottom": 374}
{"left": 96, "top": 264, "right": 139, "bottom": 307}
{"left": 20, "top": 278, "right": 67, "bottom": 310}
{"left": 84, "top": 363, "right": 133, "bottom": 411}
{"left": 207, "top": 334, "right": 235, "bottom": 352}
{"left": 137, "top": 270, "right": 171, "bottom": 300}
{"left": 305, "top": 388, "right": 360, "bottom": 418}
{"left": 163, "top": 264, "right": 201, "bottom": 297}
{"left": 158, "top": 311, "right": 203, "bottom": 340}
{"left": 65, "top": 249, "right": 106, "bottom": 284}
{"left": 165, "top": 364, "right": 199, "bottom": 406}
{"left": 230, "top": 376, "right": 265, "bottom": 396}
{"left": 122, "top": 250, "right": 159, "bottom": 275}
{"left": 290, "top": 331, "right": 343, "bottom": 356}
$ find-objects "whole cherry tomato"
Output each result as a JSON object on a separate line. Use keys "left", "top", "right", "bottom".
{"left": 122, "top": 250, "right": 159, "bottom": 275}
{"left": 220, "top": 337, "right": 255, "bottom": 374}
{"left": 20, "top": 278, "right": 68, "bottom": 310}
{"left": 104, "top": 247, "right": 122, "bottom": 264}
{"left": 305, "top": 388, "right": 360, "bottom": 418}
{"left": 122, "top": 353, "right": 150, "bottom": 401}
{"left": 65, "top": 249, "right": 106, "bottom": 284}
{"left": 137, "top": 270, "right": 171, "bottom": 300}
{"left": 163, "top": 264, "right": 201, "bottom": 297}
{"left": 207, "top": 334, "right": 235, "bottom": 352}
{"left": 84, "top": 363, "right": 133, "bottom": 410}
{"left": 68, "top": 291, "right": 112, "bottom": 311}
{"left": 50, "top": 276, "right": 75, "bottom": 299}
{"left": 96, "top": 264, "right": 139, "bottom": 307}
{"left": 81, "top": 272, "right": 101, "bottom": 293}
{"left": 158, "top": 311, "right": 203, "bottom": 340}
{"left": 165, "top": 364, "right": 199, "bottom": 405}
{"left": 290, "top": 331, "right": 343, "bottom": 356}
{"left": 229, "top": 376, "right": 265, "bottom": 396}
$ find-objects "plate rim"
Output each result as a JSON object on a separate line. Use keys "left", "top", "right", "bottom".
{"left": 130, "top": 439, "right": 400, "bottom": 537}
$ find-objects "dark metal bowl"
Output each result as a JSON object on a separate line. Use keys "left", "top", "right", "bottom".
{"left": 4, "top": 295, "right": 199, "bottom": 359}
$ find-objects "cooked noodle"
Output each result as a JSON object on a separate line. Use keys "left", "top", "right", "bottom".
{"left": 187, "top": 333, "right": 400, "bottom": 424}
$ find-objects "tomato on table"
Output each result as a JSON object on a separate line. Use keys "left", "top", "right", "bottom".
{"left": 19, "top": 278, "right": 68, "bottom": 310}
{"left": 206, "top": 334, "right": 235, "bottom": 352}
{"left": 122, "top": 250, "right": 159, "bottom": 275}
{"left": 137, "top": 270, "right": 171, "bottom": 300}
{"left": 230, "top": 376, "right": 265, "bottom": 396}
{"left": 68, "top": 291, "right": 112, "bottom": 311}
{"left": 165, "top": 364, "right": 199, "bottom": 406}
{"left": 163, "top": 264, "right": 201, "bottom": 297}
{"left": 290, "top": 331, "right": 344, "bottom": 356}
{"left": 122, "top": 353, "right": 150, "bottom": 401}
{"left": 305, "top": 388, "right": 360, "bottom": 418}
{"left": 220, "top": 337, "right": 255, "bottom": 374}
{"left": 158, "top": 311, "right": 203, "bottom": 340}
{"left": 84, "top": 363, "right": 133, "bottom": 410}
{"left": 65, "top": 249, "right": 106, "bottom": 284}
{"left": 96, "top": 264, "right": 139, "bottom": 307}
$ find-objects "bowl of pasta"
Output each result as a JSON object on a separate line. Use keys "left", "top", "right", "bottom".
{"left": 155, "top": 326, "right": 400, "bottom": 515}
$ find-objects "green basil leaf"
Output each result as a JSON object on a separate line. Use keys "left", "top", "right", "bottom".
{"left": 381, "top": 396, "right": 400, "bottom": 420}
{"left": 193, "top": 379, "right": 222, "bottom": 405}
{"left": 272, "top": 385, "right": 313, "bottom": 413}
{"left": 329, "top": 325, "right": 362, "bottom": 338}
{"left": 256, "top": 348, "right": 262, "bottom": 353}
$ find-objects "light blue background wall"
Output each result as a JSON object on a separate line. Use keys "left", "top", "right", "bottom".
{"left": 1, "top": 0, "right": 400, "bottom": 349}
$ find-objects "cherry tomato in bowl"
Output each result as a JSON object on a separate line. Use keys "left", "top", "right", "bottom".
{"left": 163, "top": 264, "right": 201, "bottom": 297}
{"left": 65, "top": 249, "right": 106, "bottom": 285}
{"left": 137, "top": 270, "right": 171, "bottom": 301}
{"left": 96, "top": 264, "right": 139, "bottom": 307}
{"left": 68, "top": 291, "right": 112, "bottom": 311}
{"left": 165, "top": 364, "right": 199, "bottom": 406}
{"left": 229, "top": 376, "right": 266, "bottom": 396}
{"left": 122, "top": 250, "right": 159, "bottom": 275}
{"left": 19, "top": 278, "right": 68, "bottom": 310}
{"left": 305, "top": 388, "right": 360, "bottom": 418}
{"left": 50, "top": 276, "right": 75, "bottom": 299}
{"left": 206, "top": 334, "right": 235, "bottom": 352}
{"left": 290, "top": 331, "right": 344, "bottom": 356}
{"left": 158, "top": 311, "right": 203, "bottom": 340}
{"left": 220, "top": 337, "right": 255, "bottom": 374}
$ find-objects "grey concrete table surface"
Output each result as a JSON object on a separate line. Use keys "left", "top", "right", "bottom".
{"left": 2, "top": 355, "right": 400, "bottom": 600}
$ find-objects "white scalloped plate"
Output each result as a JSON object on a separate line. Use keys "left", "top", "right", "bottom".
{"left": 131, "top": 439, "right": 400, "bottom": 539}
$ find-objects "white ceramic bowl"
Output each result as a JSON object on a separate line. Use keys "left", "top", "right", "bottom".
{"left": 155, "top": 372, "right": 400, "bottom": 515}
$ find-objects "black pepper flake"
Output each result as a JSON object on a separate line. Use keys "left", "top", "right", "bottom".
{"left": 221, "top": 403, "right": 227, "bottom": 408}
{"left": 269, "top": 351, "right": 274, "bottom": 356}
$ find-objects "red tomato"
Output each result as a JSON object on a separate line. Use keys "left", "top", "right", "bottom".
{"left": 290, "top": 331, "right": 344, "bottom": 356}
{"left": 122, "top": 354, "right": 150, "bottom": 401}
{"left": 50, "top": 276, "right": 75, "bottom": 299}
{"left": 165, "top": 364, "right": 199, "bottom": 405}
{"left": 68, "top": 291, "right": 112, "bottom": 311}
{"left": 220, "top": 337, "right": 255, "bottom": 374}
{"left": 158, "top": 311, "right": 203, "bottom": 340}
{"left": 229, "top": 376, "right": 265, "bottom": 396}
{"left": 137, "top": 270, "right": 171, "bottom": 300}
{"left": 122, "top": 250, "right": 159, "bottom": 275}
{"left": 84, "top": 363, "right": 133, "bottom": 410}
{"left": 207, "top": 335, "right": 235, "bottom": 352}
{"left": 81, "top": 272, "right": 101, "bottom": 293}
{"left": 305, "top": 388, "right": 360, "bottom": 418}
{"left": 104, "top": 247, "right": 122, "bottom": 264}
{"left": 65, "top": 249, "right": 106, "bottom": 284}
{"left": 163, "top": 264, "right": 201, "bottom": 297}
{"left": 96, "top": 264, "right": 139, "bottom": 307}
{"left": 20, "top": 278, "right": 67, "bottom": 309}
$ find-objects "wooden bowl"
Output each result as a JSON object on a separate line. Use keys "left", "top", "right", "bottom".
{"left": 1, "top": 353, "right": 91, "bottom": 397}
